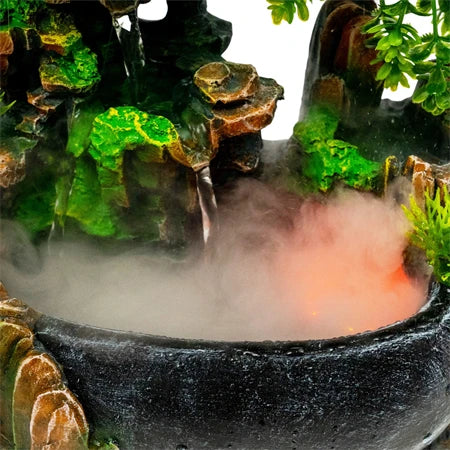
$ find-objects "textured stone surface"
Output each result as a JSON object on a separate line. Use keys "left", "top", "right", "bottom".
{"left": 0, "top": 150, "right": 26, "bottom": 188}
{"left": 194, "top": 62, "right": 259, "bottom": 104}
{"left": 176, "top": 64, "right": 283, "bottom": 171}
{"left": 0, "top": 31, "right": 13, "bottom": 76}
{"left": 404, "top": 155, "right": 450, "bottom": 205}
{"left": 0, "top": 285, "right": 89, "bottom": 449}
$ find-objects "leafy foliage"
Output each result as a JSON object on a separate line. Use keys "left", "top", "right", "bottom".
{"left": 0, "top": 91, "right": 15, "bottom": 116}
{"left": 402, "top": 186, "right": 450, "bottom": 285}
{"left": 267, "top": 0, "right": 309, "bottom": 24}
{"left": 362, "top": 0, "right": 450, "bottom": 115}
{"left": 267, "top": 0, "right": 449, "bottom": 116}
{"left": 292, "top": 105, "right": 381, "bottom": 192}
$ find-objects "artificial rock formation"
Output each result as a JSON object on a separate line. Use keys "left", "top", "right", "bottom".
{"left": 0, "top": 284, "right": 89, "bottom": 450}
{"left": 175, "top": 61, "right": 283, "bottom": 171}
{"left": 404, "top": 155, "right": 450, "bottom": 206}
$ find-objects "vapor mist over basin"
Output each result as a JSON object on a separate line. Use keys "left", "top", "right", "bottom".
{"left": 1, "top": 181, "right": 427, "bottom": 341}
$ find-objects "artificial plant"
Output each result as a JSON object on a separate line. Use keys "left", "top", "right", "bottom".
{"left": 402, "top": 186, "right": 450, "bottom": 285}
{"left": 267, "top": 0, "right": 450, "bottom": 116}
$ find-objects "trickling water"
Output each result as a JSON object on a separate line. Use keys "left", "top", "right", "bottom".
{"left": 196, "top": 166, "right": 218, "bottom": 244}
{"left": 112, "top": 8, "right": 146, "bottom": 102}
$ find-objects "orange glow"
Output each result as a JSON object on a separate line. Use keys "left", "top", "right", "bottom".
{"left": 272, "top": 193, "right": 427, "bottom": 340}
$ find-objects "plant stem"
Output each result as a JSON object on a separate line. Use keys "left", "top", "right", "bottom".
{"left": 431, "top": 0, "right": 439, "bottom": 40}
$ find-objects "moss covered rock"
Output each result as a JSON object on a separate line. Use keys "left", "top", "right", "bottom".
{"left": 292, "top": 105, "right": 381, "bottom": 192}
{"left": 88, "top": 106, "right": 182, "bottom": 207}
{"left": 39, "top": 46, "right": 100, "bottom": 94}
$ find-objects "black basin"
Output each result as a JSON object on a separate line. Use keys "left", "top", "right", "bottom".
{"left": 34, "top": 283, "right": 450, "bottom": 450}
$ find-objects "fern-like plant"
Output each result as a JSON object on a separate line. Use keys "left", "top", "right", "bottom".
{"left": 267, "top": 0, "right": 450, "bottom": 116}
{"left": 402, "top": 186, "right": 450, "bottom": 285}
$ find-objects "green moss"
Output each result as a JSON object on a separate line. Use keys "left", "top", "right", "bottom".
{"left": 64, "top": 158, "right": 120, "bottom": 237}
{"left": 88, "top": 106, "right": 181, "bottom": 206}
{"left": 14, "top": 175, "right": 56, "bottom": 236}
{"left": 66, "top": 102, "right": 105, "bottom": 158}
{"left": 292, "top": 105, "right": 381, "bottom": 192}
{"left": 0, "top": 0, "right": 43, "bottom": 26}
{"left": 39, "top": 46, "right": 100, "bottom": 94}
{"left": 37, "top": 11, "right": 83, "bottom": 55}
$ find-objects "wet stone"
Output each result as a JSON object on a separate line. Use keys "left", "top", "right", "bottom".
{"left": 194, "top": 62, "right": 259, "bottom": 105}
{"left": 0, "top": 150, "right": 26, "bottom": 189}
{"left": 0, "top": 31, "right": 13, "bottom": 76}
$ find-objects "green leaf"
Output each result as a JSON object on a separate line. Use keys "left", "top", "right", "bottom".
{"left": 406, "top": 2, "right": 432, "bottom": 16}
{"left": 388, "top": 28, "right": 403, "bottom": 46}
{"left": 426, "top": 67, "right": 447, "bottom": 94}
{"left": 385, "top": 47, "right": 399, "bottom": 62}
{"left": 269, "top": 5, "right": 285, "bottom": 24}
{"left": 414, "top": 60, "right": 435, "bottom": 74}
{"left": 412, "top": 85, "right": 430, "bottom": 103}
{"left": 443, "top": 12, "right": 450, "bottom": 34}
{"left": 422, "top": 94, "right": 437, "bottom": 111}
{"left": 295, "top": 0, "right": 309, "bottom": 21}
{"left": 409, "top": 41, "right": 434, "bottom": 61}
{"left": 436, "top": 91, "right": 450, "bottom": 110}
{"left": 436, "top": 40, "right": 450, "bottom": 60}
{"left": 383, "top": 1, "right": 405, "bottom": 16}
{"left": 439, "top": 0, "right": 450, "bottom": 13}
{"left": 416, "top": 0, "right": 432, "bottom": 13}
{"left": 400, "top": 24, "right": 422, "bottom": 41}
{"left": 399, "top": 73, "right": 410, "bottom": 88}
{"left": 365, "top": 23, "right": 386, "bottom": 34}
{"left": 376, "top": 63, "right": 393, "bottom": 80}
{"left": 376, "top": 35, "right": 392, "bottom": 50}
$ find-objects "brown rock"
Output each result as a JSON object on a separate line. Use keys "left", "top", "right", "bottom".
{"left": 13, "top": 353, "right": 65, "bottom": 449}
{"left": 310, "top": 75, "right": 348, "bottom": 112}
{"left": 0, "top": 291, "right": 88, "bottom": 449}
{"left": 212, "top": 78, "right": 283, "bottom": 141}
{"left": 16, "top": 113, "right": 44, "bottom": 136}
{"left": 319, "top": 1, "right": 367, "bottom": 72}
{"left": 334, "top": 15, "right": 382, "bottom": 79}
{"left": 0, "top": 31, "right": 14, "bottom": 76}
{"left": 30, "top": 389, "right": 89, "bottom": 450}
{"left": 403, "top": 155, "right": 450, "bottom": 206}
{"left": 0, "top": 296, "right": 41, "bottom": 327}
{"left": 194, "top": 62, "right": 259, "bottom": 105}
{"left": 175, "top": 65, "right": 283, "bottom": 171}
{"left": 27, "top": 87, "right": 65, "bottom": 115}
{"left": 99, "top": 0, "right": 140, "bottom": 16}
{"left": 0, "top": 282, "right": 9, "bottom": 301}
{"left": 0, "top": 321, "right": 34, "bottom": 445}
{"left": 0, "top": 150, "right": 26, "bottom": 188}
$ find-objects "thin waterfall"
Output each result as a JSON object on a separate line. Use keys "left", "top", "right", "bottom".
{"left": 195, "top": 166, "right": 218, "bottom": 244}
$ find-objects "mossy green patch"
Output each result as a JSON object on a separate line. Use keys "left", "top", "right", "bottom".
{"left": 88, "top": 106, "right": 181, "bottom": 207}
{"left": 64, "top": 158, "right": 119, "bottom": 238}
{"left": 66, "top": 102, "right": 105, "bottom": 158}
{"left": 39, "top": 46, "right": 100, "bottom": 94}
{"left": 14, "top": 174, "right": 56, "bottom": 236}
{"left": 37, "top": 11, "right": 82, "bottom": 55}
{"left": 0, "top": 0, "right": 43, "bottom": 27}
{"left": 292, "top": 105, "right": 381, "bottom": 192}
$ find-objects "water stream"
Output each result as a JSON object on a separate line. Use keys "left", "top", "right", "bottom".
{"left": 195, "top": 166, "right": 218, "bottom": 244}
{"left": 112, "top": 8, "right": 146, "bottom": 102}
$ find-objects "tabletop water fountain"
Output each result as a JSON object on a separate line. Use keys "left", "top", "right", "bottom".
{"left": 0, "top": 0, "right": 449, "bottom": 449}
